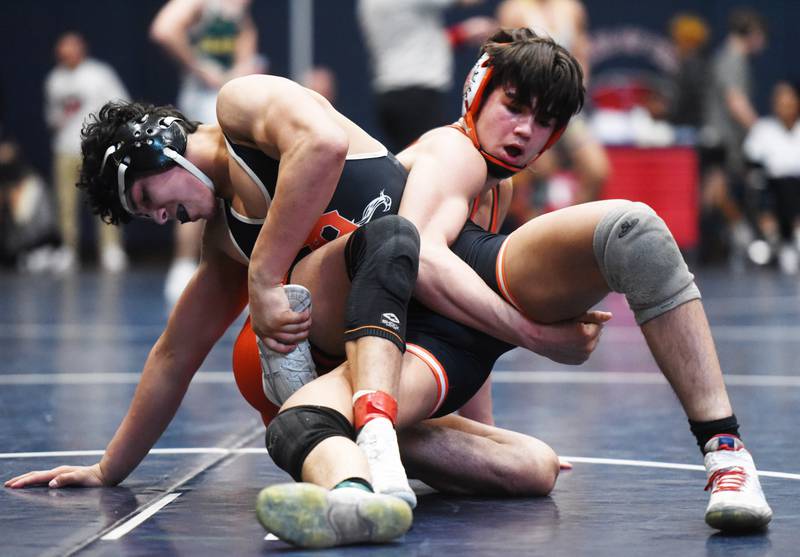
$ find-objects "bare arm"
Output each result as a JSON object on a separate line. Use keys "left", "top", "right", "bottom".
{"left": 228, "top": 15, "right": 261, "bottom": 78}
{"left": 726, "top": 88, "right": 759, "bottom": 130}
{"left": 217, "top": 75, "right": 348, "bottom": 350}
{"left": 570, "top": 0, "right": 592, "bottom": 84}
{"left": 149, "top": 0, "right": 225, "bottom": 87}
{"left": 399, "top": 131, "right": 533, "bottom": 348}
{"left": 399, "top": 133, "right": 606, "bottom": 363}
{"left": 5, "top": 233, "right": 248, "bottom": 488}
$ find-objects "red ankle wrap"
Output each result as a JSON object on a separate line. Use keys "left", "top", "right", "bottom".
{"left": 354, "top": 391, "right": 398, "bottom": 430}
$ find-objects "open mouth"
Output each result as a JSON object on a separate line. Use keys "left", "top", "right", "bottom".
{"left": 176, "top": 204, "right": 190, "bottom": 223}
{"left": 503, "top": 145, "right": 523, "bottom": 159}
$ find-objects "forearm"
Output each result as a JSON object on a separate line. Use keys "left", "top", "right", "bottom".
{"left": 248, "top": 139, "right": 346, "bottom": 287}
{"left": 415, "top": 241, "right": 527, "bottom": 346}
{"left": 99, "top": 341, "right": 200, "bottom": 484}
{"left": 100, "top": 255, "right": 246, "bottom": 485}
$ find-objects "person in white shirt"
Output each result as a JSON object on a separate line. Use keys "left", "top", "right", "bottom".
{"left": 44, "top": 31, "right": 129, "bottom": 272}
{"left": 744, "top": 81, "right": 800, "bottom": 273}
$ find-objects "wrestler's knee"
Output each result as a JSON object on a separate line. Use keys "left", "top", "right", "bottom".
{"left": 510, "top": 441, "right": 559, "bottom": 496}
{"left": 593, "top": 200, "right": 701, "bottom": 325}
{"left": 490, "top": 438, "right": 560, "bottom": 497}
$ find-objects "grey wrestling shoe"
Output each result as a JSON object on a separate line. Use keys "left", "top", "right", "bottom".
{"left": 256, "top": 482, "right": 413, "bottom": 548}
{"left": 258, "top": 284, "right": 317, "bottom": 406}
{"left": 704, "top": 435, "right": 772, "bottom": 531}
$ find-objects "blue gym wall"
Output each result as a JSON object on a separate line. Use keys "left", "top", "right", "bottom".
{"left": 0, "top": 1, "right": 795, "bottom": 253}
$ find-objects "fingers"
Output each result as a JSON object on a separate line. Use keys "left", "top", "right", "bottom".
{"left": 578, "top": 310, "right": 613, "bottom": 324}
{"left": 5, "top": 468, "right": 60, "bottom": 489}
{"left": 559, "top": 458, "right": 573, "bottom": 470}
{"left": 49, "top": 470, "right": 88, "bottom": 488}
{"left": 261, "top": 336, "right": 297, "bottom": 354}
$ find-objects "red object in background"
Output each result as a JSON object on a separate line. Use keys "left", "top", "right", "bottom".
{"left": 600, "top": 147, "right": 699, "bottom": 249}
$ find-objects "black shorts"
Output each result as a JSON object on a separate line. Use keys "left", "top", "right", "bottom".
{"left": 405, "top": 220, "right": 515, "bottom": 417}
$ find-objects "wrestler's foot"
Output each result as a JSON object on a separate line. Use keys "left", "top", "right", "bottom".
{"left": 256, "top": 483, "right": 412, "bottom": 548}
{"left": 704, "top": 434, "right": 772, "bottom": 531}
{"left": 259, "top": 284, "right": 316, "bottom": 405}
{"left": 357, "top": 418, "right": 417, "bottom": 508}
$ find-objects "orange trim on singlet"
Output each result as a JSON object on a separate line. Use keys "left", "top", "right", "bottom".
{"left": 343, "top": 324, "right": 404, "bottom": 345}
{"left": 405, "top": 343, "right": 449, "bottom": 417}
{"left": 489, "top": 185, "right": 500, "bottom": 233}
{"left": 495, "top": 236, "right": 523, "bottom": 311}
{"left": 469, "top": 196, "right": 481, "bottom": 220}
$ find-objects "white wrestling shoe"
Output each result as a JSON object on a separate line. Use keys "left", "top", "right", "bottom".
{"left": 256, "top": 482, "right": 412, "bottom": 548}
{"left": 357, "top": 418, "right": 417, "bottom": 508}
{"left": 704, "top": 434, "right": 773, "bottom": 531}
{"left": 258, "top": 284, "right": 317, "bottom": 406}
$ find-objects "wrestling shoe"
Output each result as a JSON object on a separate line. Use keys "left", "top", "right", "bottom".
{"left": 357, "top": 418, "right": 417, "bottom": 508}
{"left": 256, "top": 482, "right": 412, "bottom": 548}
{"left": 703, "top": 434, "right": 772, "bottom": 531}
{"left": 258, "top": 284, "right": 317, "bottom": 406}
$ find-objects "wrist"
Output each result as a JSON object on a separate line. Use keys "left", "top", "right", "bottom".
{"left": 97, "top": 459, "right": 119, "bottom": 486}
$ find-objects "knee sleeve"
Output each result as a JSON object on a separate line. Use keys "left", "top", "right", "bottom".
{"left": 265, "top": 405, "right": 355, "bottom": 481}
{"left": 593, "top": 201, "right": 701, "bottom": 325}
{"left": 343, "top": 215, "right": 420, "bottom": 352}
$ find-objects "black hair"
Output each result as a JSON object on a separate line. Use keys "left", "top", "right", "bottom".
{"left": 480, "top": 28, "right": 585, "bottom": 130}
{"left": 78, "top": 100, "right": 199, "bottom": 225}
{"left": 728, "top": 8, "right": 767, "bottom": 38}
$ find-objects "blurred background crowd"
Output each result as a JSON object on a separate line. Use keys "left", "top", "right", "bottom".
{"left": 0, "top": 0, "right": 798, "bottom": 306}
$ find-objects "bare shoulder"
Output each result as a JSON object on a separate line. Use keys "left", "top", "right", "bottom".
{"left": 402, "top": 127, "right": 484, "bottom": 172}
{"left": 216, "top": 75, "right": 307, "bottom": 139}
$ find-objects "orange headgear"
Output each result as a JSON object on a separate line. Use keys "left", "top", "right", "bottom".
{"left": 461, "top": 53, "right": 565, "bottom": 179}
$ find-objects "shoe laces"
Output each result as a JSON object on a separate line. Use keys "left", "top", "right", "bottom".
{"left": 705, "top": 466, "right": 747, "bottom": 493}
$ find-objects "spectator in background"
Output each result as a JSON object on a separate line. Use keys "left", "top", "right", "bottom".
{"left": 0, "top": 142, "right": 58, "bottom": 270}
{"left": 302, "top": 66, "right": 338, "bottom": 106}
{"left": 744, "top": 81, "right": 800, "bottom": 274}
{"left": 699, "top": 8, "right": 767, "bottom": 265}
{"left": 668, "top": 13, "right": 710, "bottom": 132}
{"left": 150, "top": 0, "right": 264, "bottom": 304}
{"left": 357, "top": 0, "right": 496, "bottom": 154}
{"left": 497, "top": 0, "right": 609, "bottom": 216}
{"left": 44, "top": 31, "right": 129, "bottom": 272}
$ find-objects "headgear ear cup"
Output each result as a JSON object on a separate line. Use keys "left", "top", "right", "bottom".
{"left": 462, "top": 53, "right": 493, "bottom": 118}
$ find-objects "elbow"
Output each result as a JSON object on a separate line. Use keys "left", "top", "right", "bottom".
{"left": 314, "top": 129, "right": 349, "bottom": 166}
{"left": 148, "top": 24, "right": 171, "bottom": 47}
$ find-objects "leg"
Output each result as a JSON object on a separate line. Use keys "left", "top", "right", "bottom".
{"left": 457, "top": 376, "right": 494, "bottom": 426}
{"left": 283, "top": 216, "right": 422, "bottom": 505}
{"left": 257, "top": 350, "right": 439, "bottom": 548}
{"left": 97, "top": 219, "right": 127, "bottom": 272}
{"left": 399, "top": 414, "right": 560, "bottom": 497}
{"left": 54, "top": 153, "right": 79, "bottom": 268}
{"left": 501, "top": 199, "right": 770, "bottom": 530}
{"left": 259, "top": 374, "right": 412, "bottom": 548}
{"left": 164, "top": 221, "right": 203, "bottom": 304}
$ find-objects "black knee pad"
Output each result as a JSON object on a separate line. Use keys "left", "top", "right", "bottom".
{"left": 343, "top": 215, "right": 420, "bottom": 352}
{"left": 265, "top": 405, "right": 355, "bottom": 481}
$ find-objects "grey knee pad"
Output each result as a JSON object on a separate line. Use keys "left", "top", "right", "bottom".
{"left": 593, "top": 202, "right": 701, "bottom": 324}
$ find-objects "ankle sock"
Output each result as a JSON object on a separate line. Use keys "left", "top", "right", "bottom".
{"left": 689, "top": 414, "right": 740, "bottom": 453}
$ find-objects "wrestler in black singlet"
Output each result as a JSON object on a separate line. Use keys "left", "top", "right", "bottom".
{"left": 225, "top": 136, "right": 515, "bottom": 417}
{"left": 408, "top": 220, "right": 514, "bottom": 417}
{"left": 222, "top": 137, "right": 408, "bottom": 260}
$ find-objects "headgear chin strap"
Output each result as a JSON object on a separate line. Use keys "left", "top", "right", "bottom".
{"left": 100, "top": 114, "right": 215, "bottom": 216}
{"left": 460, "top": 53, "right": 565, "bottom": 179}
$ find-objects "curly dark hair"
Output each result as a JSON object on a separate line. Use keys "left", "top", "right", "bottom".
{"left": 480, "top": 28, "right": 585, "bottom": 131}
{"left": 78, "top": 101, "right": 199, "bottom": 225}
